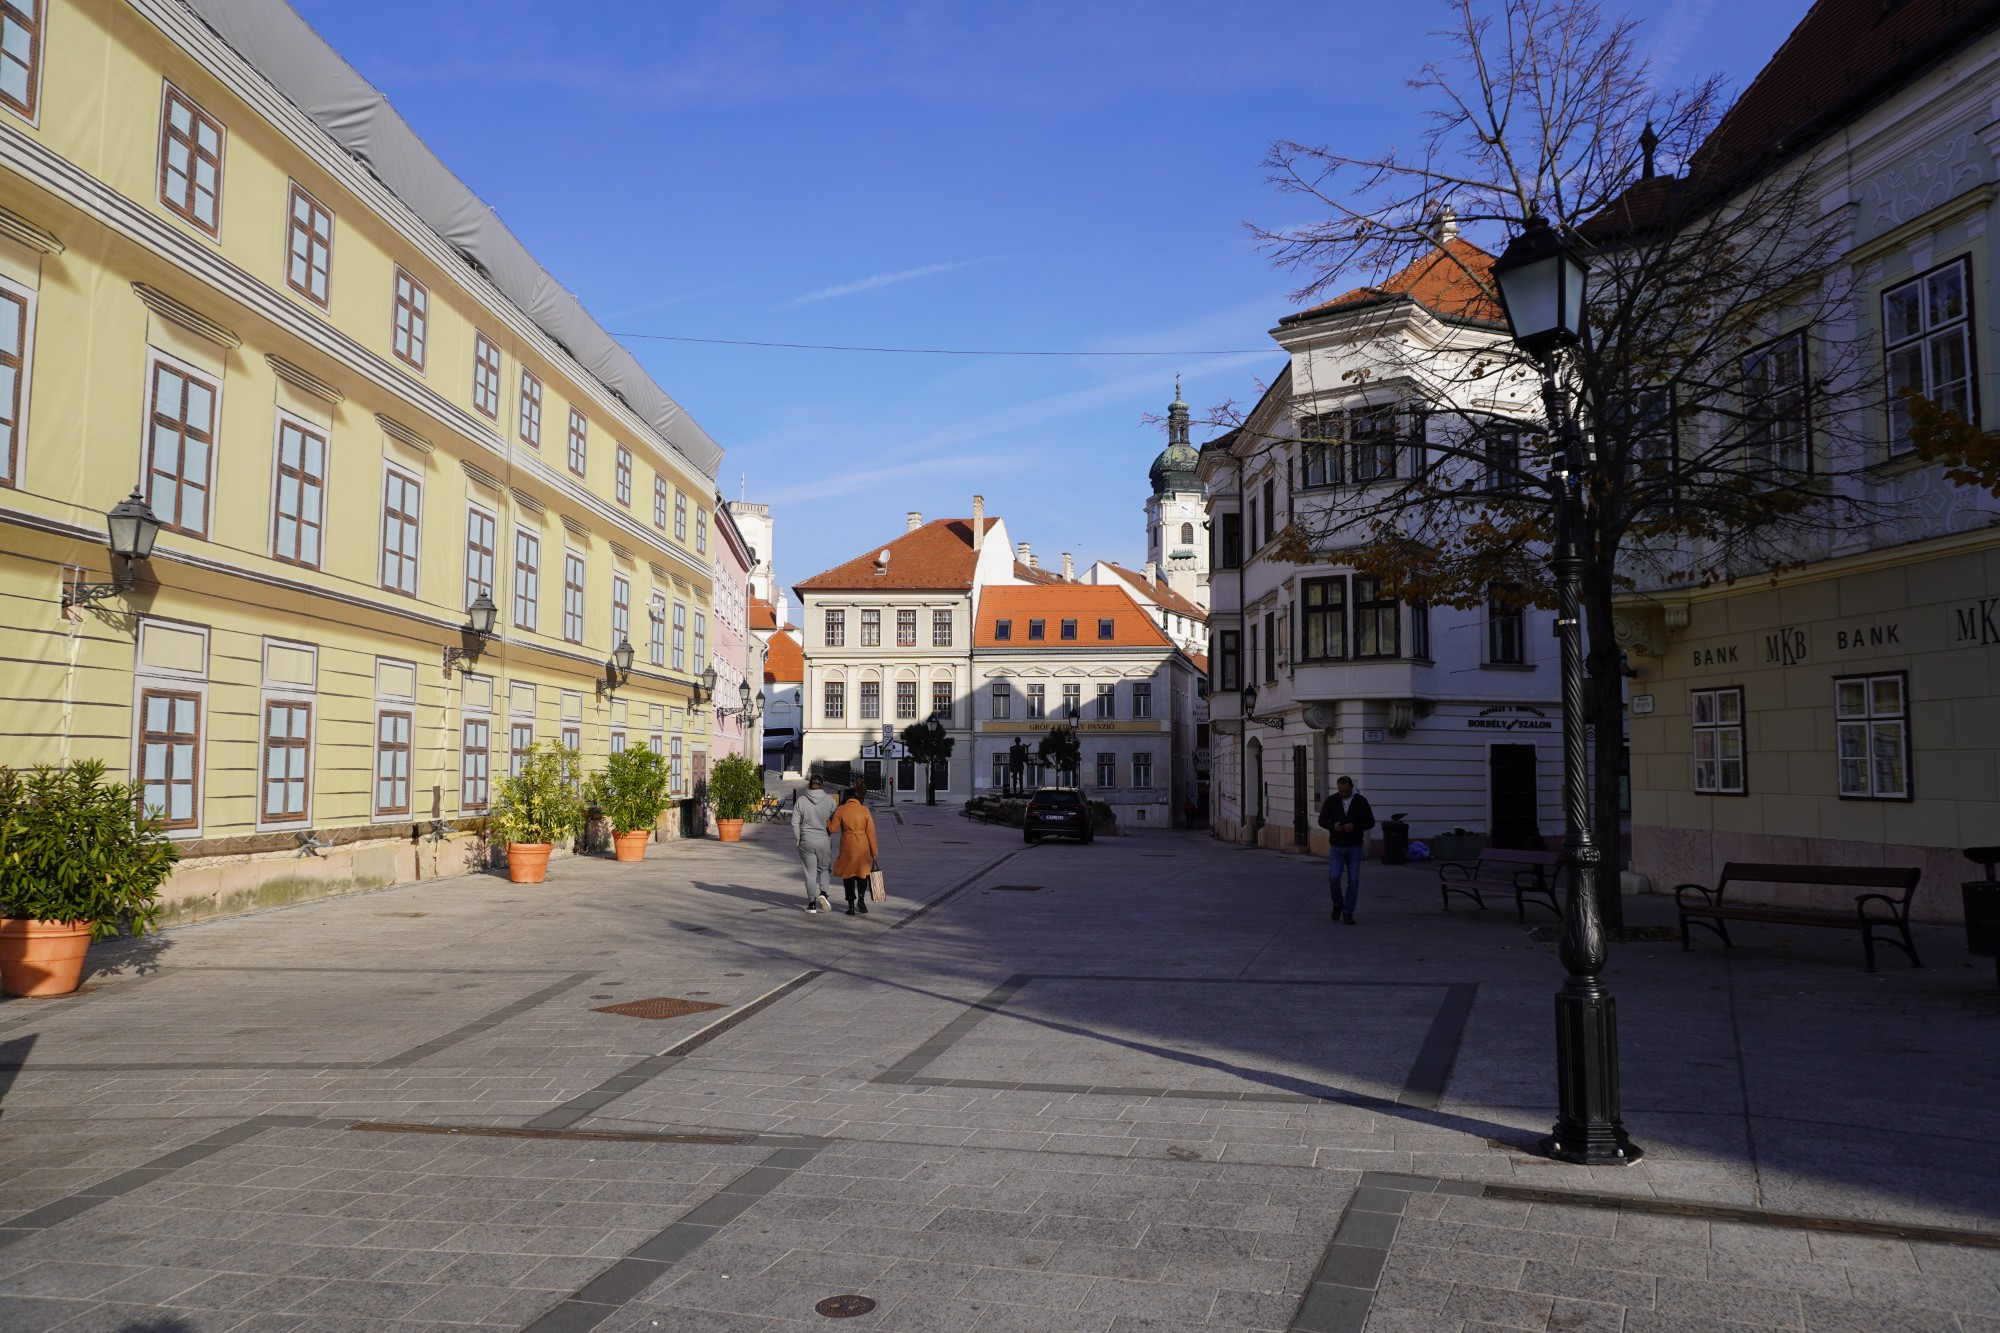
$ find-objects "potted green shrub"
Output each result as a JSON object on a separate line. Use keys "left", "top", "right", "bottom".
{"left": 585, "top": 747, "right": 672, "bottom": 863}
{"left": 707, "top": 753, "right": 764, "bottom": 843}
{"left": 0, "top": 761, "right": 179, "bottom": 997}
{"left": 489, "top": 743, "right": 584, "bottom": 883}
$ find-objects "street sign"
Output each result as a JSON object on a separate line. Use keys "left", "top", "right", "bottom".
{"left": 881, "top": 723, "right": 894, "bottom": 743}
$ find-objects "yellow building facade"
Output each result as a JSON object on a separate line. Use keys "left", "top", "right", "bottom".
{"left": 0, "top": 0, "right": 723, "bottom": 921}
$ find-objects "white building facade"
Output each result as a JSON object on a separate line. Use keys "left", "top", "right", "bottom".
{"left": 1203, "top": 244, "right": 1564, "bottom": 854}
{"left": 971, "top": 584, "right": 1197, "bottom": 829}
{"left": 792, "top": 500, "right": 1015, "bottom": 798}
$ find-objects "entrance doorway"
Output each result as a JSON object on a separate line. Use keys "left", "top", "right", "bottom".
{"left": 1291, "top": 745, "right": 1309, "bottom": 845}
{"left": 1488, "top": 744, "right": 1540, "bottom": 849}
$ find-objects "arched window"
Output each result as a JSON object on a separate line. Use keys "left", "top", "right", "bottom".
{"left": 1179, "top": 522, "right": 1195, "bottom": 545}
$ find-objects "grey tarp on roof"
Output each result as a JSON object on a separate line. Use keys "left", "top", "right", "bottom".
{"left": 175, "top": 0, "right": 723, "bottom": 480}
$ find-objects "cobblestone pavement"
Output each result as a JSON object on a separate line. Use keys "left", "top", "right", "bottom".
{"left": 1, "top": 802, "right": 1996, "bottom": 1332}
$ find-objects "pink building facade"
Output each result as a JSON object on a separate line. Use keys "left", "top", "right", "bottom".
{"left": 709, "top": 501, "right": 756, "bottom": 759}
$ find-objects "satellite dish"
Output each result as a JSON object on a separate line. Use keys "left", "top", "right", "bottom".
{"left": 877, "top": 549, "right": 892, "bottom": 563}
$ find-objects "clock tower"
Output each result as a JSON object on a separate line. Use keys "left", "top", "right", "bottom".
{"left": 1145, "top": 379, "right": 1209, "bottom": 610}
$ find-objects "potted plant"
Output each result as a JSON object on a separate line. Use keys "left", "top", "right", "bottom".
{"left": 0, "top": 761, "right": 179, "bottom": 997}
{"left": 707, "top": 753, "right": 764, "bottom": 843}
{"left": 586, "top": 747, "right": 672, "bottom": 862}
{"left": 489, "top": 743, "right": 584, "bottom": 883}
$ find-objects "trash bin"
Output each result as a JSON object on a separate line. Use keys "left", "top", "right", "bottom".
{"left": 1381, "top": 813, "right": 1411, "bottom": 866}
{"left": 1962, "top": 845, "right": 2000, "bottom": 989}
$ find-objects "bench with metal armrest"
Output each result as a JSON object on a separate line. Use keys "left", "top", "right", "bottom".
{"left": 1675, "top": 862, "right": 1923, "bottom": 971}
{"left": 1438, "top": 847, "right": 1562, "bottom": 922}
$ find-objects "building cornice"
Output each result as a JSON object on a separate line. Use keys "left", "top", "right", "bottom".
{"left": 0, "top": 122, "right": 712, "bottom": 587}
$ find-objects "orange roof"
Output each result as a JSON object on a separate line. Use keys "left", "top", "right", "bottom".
{"left": 749, "top": 598, "right": 779, "bottom": 631}
{"left": 975, "top": 585, "right": 1173, "bottom": 650}
{"left": 1280, "top": 238, "right": 1501, "bottom": 329}
{"left": 795, "top": 517, "right": 998, "bottom": 592}
{"left": 1189, "top": 651, "right": 1209, "bottom": 676}
{"left": 1100, "top": 562, "right": 1207, "bottom": 623}
{"left": 763, "top": 629, "right": 802, "bottom": 684}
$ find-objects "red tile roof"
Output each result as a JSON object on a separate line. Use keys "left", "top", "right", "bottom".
{"left": 1280, "top": 238, "right": 1501, "bottom": 329}
{"left": 1692, "top": 0, "right": 2000, "bottom": 185}
{"left": 749, "top": 597, "right": 779, "bottom": 631}
{"left": 975, "top": 585, "right": 1173, "bottom": 650}
{"left": 1188, "top": 651, "right": 1209, "bottom": 676}
{"left": 763, "top": 629, "right": 802, "bottom": 684}
{"left": 1099, "top": 562, "right": 1208, "bottom": 624}
{"left": 794, "top": 517, "right": 999, "bottom": 592}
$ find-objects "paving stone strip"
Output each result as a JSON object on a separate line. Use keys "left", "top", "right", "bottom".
{"left": 883, "top": 847, "right": 1026, "bottom": 930}
{"left": 1290, "top": 1170, "right": 2000, "bottom": 1333}
{"left": 872, "top": 974, "right": 1478, "bottom": 1110}
{"left": 518, "top": 1139, "right": 830, "bottom": 1333}
{"left": 525, "top": 969, "right": 826, "bottom": 1131}
{"left": 0, "top": 969, "right": 597, "bottom": 1073}
{"left": 0, "top": 1113, "right": 324, "bottom": 1249}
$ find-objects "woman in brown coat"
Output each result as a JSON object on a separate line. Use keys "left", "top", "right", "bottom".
{"left": 827, "top": 790, "right": 879, "bottom": 915}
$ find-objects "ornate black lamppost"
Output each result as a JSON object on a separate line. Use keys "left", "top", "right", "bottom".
{"left": 63, "top": 488, "right": 163, "bottom": 613}
{"left": 921, "top": 713, "right": 945, "bottom": 806}
{"left": 1491, "top": 214, "right": 1641, "bottom": 1166}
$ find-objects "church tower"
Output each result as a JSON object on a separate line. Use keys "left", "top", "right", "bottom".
{"left": 1145, "top": 379, "right": 1210, "bottom": 610}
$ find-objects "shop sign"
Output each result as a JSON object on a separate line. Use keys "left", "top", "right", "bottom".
{"left": 1955, "top": 597, "right": 2000, "bottom": 647}
{"left": 1760, "top": 626, "right": 1808, "bottom": 666}
{"left": 1467, "top": 706, "right": 1554, "bottom": 732}
{"left": 1834, "top": 622, "right": 1902, "bottom": 650}
{"left": 1689, "top": 642, "right": 1742, "bottom": 669}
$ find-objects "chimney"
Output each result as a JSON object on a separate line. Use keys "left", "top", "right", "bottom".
{"left": 1144, "top": 560, "right": 1160, "bottom": 584}
{"left": 1061, "top": 552, "right": 1073, "bottom": 581}
{"left": 1029, "top": 553, "right": 1039, "bottom": 569}
{"left": 1433, "top": 204, "right": 1459, "bottom": 243}
{"left": 1016, "top": 541, "right": 1030, "bottom": 565}
{"left": 972, "top": 495, "right": 984, "bottom": 550}
{"left": 906, "top": 511, "right": 922, "bottom": 532}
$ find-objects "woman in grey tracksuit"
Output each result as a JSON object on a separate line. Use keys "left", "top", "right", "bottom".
{"left": 791, "top": 775, "right": 840, "bottom": 913}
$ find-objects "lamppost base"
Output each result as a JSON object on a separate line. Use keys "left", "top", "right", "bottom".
{"left": 1540, "top": 983, "right": 1643, "bottom": 1166}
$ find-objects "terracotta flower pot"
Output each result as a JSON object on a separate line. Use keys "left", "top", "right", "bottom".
{"left": 506, "top": 842, "right": 554, "bottom": 884}
{"left": 613, "top": 830, "right": 651, "bottom": 862}
{"left": 0, "top": 918, "right": 94, "bottom": 997}
{"left": 716, "top": 819, "right": 744, "bottom": 843}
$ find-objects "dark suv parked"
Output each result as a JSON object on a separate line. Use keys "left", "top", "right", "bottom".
{"left": 1023, "top": 788, "right": 1093, "bottom": 844}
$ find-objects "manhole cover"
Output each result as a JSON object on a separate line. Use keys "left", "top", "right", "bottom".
{"left": 814, "top": 1295, "right": 877, "bottom": 1318}
{"left": 593, "top": 997, "right": 728, "bottom": 1020}
{"left": 988, "top": 885, "right": 1043, "bottom": 892}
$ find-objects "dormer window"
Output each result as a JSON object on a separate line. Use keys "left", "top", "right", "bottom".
{"left": 1028, "top": 619, "right": 1046, "bottom": 641}
{"left": 1098, "top": 619, "right": 1114, "bottom": 640}
{"left": 994, "top": 619, "right": 1012, "bottom": 641}
{"left": 1060, "top": 619, "right": 1077, "bottom": 641}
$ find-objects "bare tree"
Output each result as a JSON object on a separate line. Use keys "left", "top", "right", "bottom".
{"left": 1227, "top": 0, "right": 1892, "bottom": 922}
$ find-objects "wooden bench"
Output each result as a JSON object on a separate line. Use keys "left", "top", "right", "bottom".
{"left": 1439, "top": 848, "right": 1562, "bottom": 922}
{"left": 1675, "top": 862, "right": 1923, "bottom": 971}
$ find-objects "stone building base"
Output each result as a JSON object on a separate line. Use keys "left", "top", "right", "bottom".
{"left": 1632, "top": 824, "right": 1974, "bottom": 924}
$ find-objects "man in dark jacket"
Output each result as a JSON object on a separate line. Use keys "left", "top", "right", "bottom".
{"left": 1317, "top": 775, "right": 1375, "bottom": 924}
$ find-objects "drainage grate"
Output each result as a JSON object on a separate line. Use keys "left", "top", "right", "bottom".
{"left": 987, "top": 884, "right": 1043, "bottom": 892}
{"left": 815, "top": 1295, "right": 877, "bottom": 1318}
{"left": 593, "top": 997, "right": 728, "bottom": 1020}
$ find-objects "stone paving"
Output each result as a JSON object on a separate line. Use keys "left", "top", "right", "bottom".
{"left": 0, "top": 800, "right": 1997, "bottom": 1331}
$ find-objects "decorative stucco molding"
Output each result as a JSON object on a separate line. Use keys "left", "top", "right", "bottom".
{"left": 0, "top": 203, "right": 63, "bottom": 254}
{"left": 133, "top": 282, "right": 240, "bottom": 349}
{"left": 375, "top": 413, "right": 433, "bottom": 454}
{"left": 265, "top": 354, "right": 343, "bottom": 405}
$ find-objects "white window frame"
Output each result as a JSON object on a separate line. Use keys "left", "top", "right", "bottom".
{"left": 1835, "top": 672, "right": 1910, "bottom": 801}
{"left": 0, "top": 273, "right": 33, "bottom": 489}
{"left": 1690, "top": 686, "right": 1745, "bottom": 795}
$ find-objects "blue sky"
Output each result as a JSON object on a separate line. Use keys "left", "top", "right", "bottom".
{"left": 289, "top": 0, "right": 1803, "bottom": 598}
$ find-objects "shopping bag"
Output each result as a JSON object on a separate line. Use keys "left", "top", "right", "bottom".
{"left": 867, "top": 868, "right": 887, "bottom": 902}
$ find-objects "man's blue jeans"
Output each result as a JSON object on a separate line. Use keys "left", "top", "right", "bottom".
{"left": 1328, "top": 845, "right": 1363, "bottom": 916}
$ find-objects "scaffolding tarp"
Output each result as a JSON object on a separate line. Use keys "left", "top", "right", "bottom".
{"left": 176, "top": 0, "right": 723, "bottom": 480}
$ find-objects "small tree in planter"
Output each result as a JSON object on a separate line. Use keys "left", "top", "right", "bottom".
{"left": 1037, "top": 725, "right": 1081, "bottom": 788}
{"left": 585, "top": 747, "right": 672, "bottom": 863}
{"left": 0, "top": 761, "right": 179, "bottom": 997}
{"left": 707, "top": 754, "right": 765, "bottom": 843}
{"left": 488, "top": 743, "right": 584, "bottom": 883}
